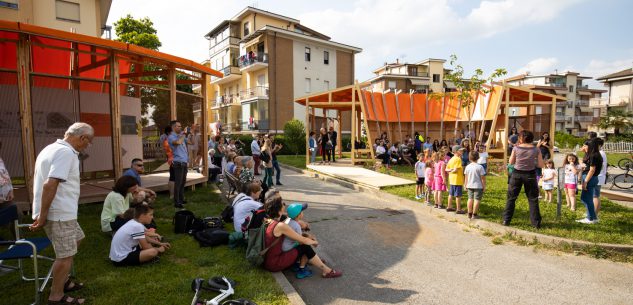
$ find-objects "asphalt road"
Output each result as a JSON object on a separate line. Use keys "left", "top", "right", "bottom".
{"left": 275, "top": 169, "right": 633, "bottom": 305}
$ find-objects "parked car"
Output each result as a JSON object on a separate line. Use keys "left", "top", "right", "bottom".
{"left": 553, "top": 146, "right": 560, "bottom": 153}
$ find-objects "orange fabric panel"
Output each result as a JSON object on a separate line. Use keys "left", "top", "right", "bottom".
{"left": 426, "top": 96, "right": 444, "bottom": 122}
{"left": 485, "top": 87, "right": 502, "bottom": 120}
{"left": 443, "top": 95, "right": 460, "bottom": 122}
{"left": 384, "top": 93, "right": 398, "bottom": 122}
{"left": 411, "top": 93, "right": 427, "bottom": 122}
{"left": 363, "top": 91, "right": 376, "bottom": 121}
{"left": 372, "top": 92, "right": 387, "bottom": 122}
{"left": 397, "top": 93, "right": 412, "bottom": 122}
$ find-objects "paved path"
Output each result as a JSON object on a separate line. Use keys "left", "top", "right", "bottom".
{"left": 307, "top": 163, "right": 414, "bottom": 189}
{"left": 275, "top": 169, "right": 633, "bottom": 305}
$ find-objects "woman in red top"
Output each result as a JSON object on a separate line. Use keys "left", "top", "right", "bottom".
{"left": 263, "top": 195, "right": 342, "bottom": 278}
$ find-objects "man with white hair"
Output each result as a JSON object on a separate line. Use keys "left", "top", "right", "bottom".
{"left": 31, "top": 122, "right": 93, "bottom": 304}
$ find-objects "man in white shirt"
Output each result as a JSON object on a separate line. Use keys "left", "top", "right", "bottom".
{"left": 30, "top": 122, "right": 93, "bottom": 304}
{"left": 232, "top": 182, "right": 263, "bottom": 232}
{"left": 251, "top": 135, "right": 262, "bottom": 175}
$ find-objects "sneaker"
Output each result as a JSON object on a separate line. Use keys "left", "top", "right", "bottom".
{"left": 455, "top": 210, "right": 466, "bottom": 214}
{"left": 322, "top": 269, "right": 343, "bottom": 278}
{"left": 276, "top": 182, "right": 283, "bottom": 186}
{"left": 471, "top": 214, "right": 479, "bottom": 220}
{"left": 291, "top": 262, "right": 301, "bottom": 272}
{"left": 296, "top": 268, "right": 313, "bottom": 279}
{"left": 446, "top": 208, "right": 456, "bottom": 212}
{"left": 414, "top": 195, "right": 421, "bottom": 200}
{"left": 593, "top": 218, "right": 599, "bottom": 223}
{"left": 575, "top": 218, "right": 594, "bottom": 224}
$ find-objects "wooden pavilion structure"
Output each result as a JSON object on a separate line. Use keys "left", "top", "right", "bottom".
{"left": 295, "top": 81, "right": 567, "bottom": 168}
{"left": 0, "top": 21, "right": 222, "bottom": 202}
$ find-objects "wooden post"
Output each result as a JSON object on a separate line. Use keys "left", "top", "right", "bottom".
{"left": 169, "top": 67, "right": 177, "bottom": 120}
{"left": 110, "top": 51, "right": 123, "bottom": 180}
{"left": 16, "top": 34, "right": 36, "bottom": 202}
{"left": 394, "top": 90, "right": 403, "bottom": 143}
{"left": 201, "top": 74, "right": 209, "bottom": 179}
{"left": 382, "top": 92, "right": 390, "bottom": 141}
{"left": 336, "top": 110, "right": 342, "bottom": 159}
{"left": 503, "top": 85, "right": 510, "bottom": 168}
{"left": 305, "top": 99, "right": 310, "bottom": 166}
{"left": 351, "top": 88, "right": 356, "bottom": 165}
{"left": 549, "top": 97, "right": 556, "bottom": 158}
{"left": 358, "top": 82, "right": 375, "bottom": 160}
{"left": 485, "top": 86, "right": 502, "bottom": 150}
{"left": 310, "top": 106, "right": 315, "bottom": 133}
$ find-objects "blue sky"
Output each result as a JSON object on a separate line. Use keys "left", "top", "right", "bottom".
{"left": 107, "top": 0, "right": 633, "bottom": 87}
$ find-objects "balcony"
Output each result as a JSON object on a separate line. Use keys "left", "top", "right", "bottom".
{"left": 211, "top": 65, "right": 241, "bottom": 85}
{"left": 589, "top": 96, "right": 630, "bottom": 108}
{"left": 240, "top": 86, "right": 269, "bottom": 103}
{"left": 239, "top": 53, "right": 268, "bottom": 72}
{"left": 211, "top": 95, "right": 240, "bottom": 109}
{"left": 575, "top": 100, "right": 589, "bottom": 107}
{"left": 407, "top": 71, "right": 430, "bottom": 77}
{"left": 209, "top": 36, "right": 240, "bottom": 56}
{"left": 576, "top": 116, "right": 594, "bottom": 122}
{"left": 555, "top": 114, "right": 566, "bottom": 121}
{"left": 240, "top": 119, "right": 270, "bottom": 131}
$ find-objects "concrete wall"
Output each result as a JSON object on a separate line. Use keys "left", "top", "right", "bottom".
{"left": 267, "top": 35, "right": 294, "bottom": 132}
{"left": 428, "top": 61, "right": 445, "bottom": 93}
{"left": 1, "top": 0, "right": 103, "bottom": 36}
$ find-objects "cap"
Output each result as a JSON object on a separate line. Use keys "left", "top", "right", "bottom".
{"left": 287, "top": 203, "right": 308, "bottom": 219}
{"left": 452, "top": 145, "right": 464, "bottom": 153}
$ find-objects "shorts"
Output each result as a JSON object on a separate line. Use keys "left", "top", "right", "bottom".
{"left": 467, "top": 188, "right": 483, "bottom": 200}
{"left": 416, "top": 177, "right": 425, "bottom": 185}
{"left": 112, "top": 247, "right": 141, "bottom": 267}
{"left": 564, "top": 183, "right": 577, "bottom": 190}
{"left": 593, "top": 185, "right": 601, "bottom": 198}
{"left": 448, "top": 185, "right": 463, "bottom": 197}
{"left": 542, "top": 183, "right": 554, "bottom": 191}
{"left": 43, "top": 219, "right": 85, "bottom": 259}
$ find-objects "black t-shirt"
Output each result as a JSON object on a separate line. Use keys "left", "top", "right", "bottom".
{"left": 583, "top": 153, "right": 603, "bottom": 175}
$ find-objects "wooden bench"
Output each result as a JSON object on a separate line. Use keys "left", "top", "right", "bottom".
{"left": 223, "top": 169, "right": 242, "bottom": 199}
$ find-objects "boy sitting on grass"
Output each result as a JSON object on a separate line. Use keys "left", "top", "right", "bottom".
{"left": 464, "top": 151, "right": 486, "bottom": 219}
{"left": 110, "top": 204, "right": 170, "bottom": 266}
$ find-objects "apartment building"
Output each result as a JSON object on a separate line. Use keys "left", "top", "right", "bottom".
{"left": 204, "top": 7, "right": 361, "bottom": 134}
{"left": 367, "top": 58, "right": 454, "bottom": 93}
{"left": 505, "top": 71, "right": 605, "bottom": 136}
{"left": 588, "top": 68, "right": 633, "bottom": 134}
{"left": 0, "top": 0, "right": 112, "bottom": 37}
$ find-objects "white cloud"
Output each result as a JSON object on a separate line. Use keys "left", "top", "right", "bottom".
{"left": 583, "top": 58, "right": 633, "bottom": 79}
{"left": 514, "top": 57, "right": 560, "bottom": 75}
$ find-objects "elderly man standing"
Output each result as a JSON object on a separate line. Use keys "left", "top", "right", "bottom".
{"left": 31, "top": 122, "right": 93, "bottom": 305}
{"left": 168, "top": 120, "right": 188, "bottom": 208}
{"left": 251, "top": 135, "right": 262, "bottom": 175}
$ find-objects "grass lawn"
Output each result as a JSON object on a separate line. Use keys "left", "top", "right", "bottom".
{"left": 0, "top": 186, "right": 288, "bottom": 305}
{"left": 276, "top": 155, "right": 307, "bottom": 169}
{"left": 382, "top": 167, "right": 633, "bottom": 245}
{"left": 573, "top": 151, "right": 630, "bottom": 167}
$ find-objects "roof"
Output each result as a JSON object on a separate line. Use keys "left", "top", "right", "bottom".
{"left": 0, "top": 21, "right": 222, "bottom": 78}
{"left": 596, "top": 68, "right": 633, "bottom": 81}
{"left": 241, "top": 25, "right": 362, "bottom": 53}
{"left": 415, "top": 58, "right": 447, "bottom": 65}
{"left": 505, "top": 71, "right": 593, "bottom": 82}
{"left": 232, "top": 6, "right": 300, "bottom": 24}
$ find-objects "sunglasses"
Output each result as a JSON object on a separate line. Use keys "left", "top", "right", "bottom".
{"left": 134, "top": 164, "right": 144, "bottom": 167}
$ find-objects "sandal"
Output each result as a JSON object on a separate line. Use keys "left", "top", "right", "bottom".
{"left": 48, "top": 295, "right": 85, "bottom": 305}
{"left": 63, "top": 277, "right": 84, "bottom": 293}
{"left": 322, "top": 269, "right": 343, "bottom": 278}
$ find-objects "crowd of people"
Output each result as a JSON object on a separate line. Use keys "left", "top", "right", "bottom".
{"left": 308, "top": 126, "right": 338, "bottom": 164}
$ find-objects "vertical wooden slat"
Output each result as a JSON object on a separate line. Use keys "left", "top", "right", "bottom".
{"left": 503, "top": 85, "right": 510, "bottom": 168}
{"left": 169, "top": 67, "right": 177, "bottom": 120}
{"left": 305, "top": 99, "right": 310, "bottom": 166}
{"left": 351, "top": 88, "right": 356, "bottom": 165}
{"left": 550, "top": 97, "right": 556, "bottom": 158}
{"left": 201, "top": 74, "right": 209, "bottom": 179}
{"left": 110, "top": 52, "right": 122, "bottom": 180}
{"left": 336, "top": 110, "right": 342, "bottom": 159}
{"left": 357, "top": 81, "right": 375, "bottom": 160}
{"left": 17, "top": 34, "right": 36, "bottom": 202}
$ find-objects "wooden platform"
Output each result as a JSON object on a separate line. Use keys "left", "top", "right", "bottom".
{"left": 11, "top": 171, "right": 207, "bottom": 210}
{"left": 307, "top": 161, "right": 414, "bottom": 190}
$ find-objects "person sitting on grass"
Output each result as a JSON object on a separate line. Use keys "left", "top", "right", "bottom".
{"left": 110, "top": 204, "right": 170, "bottom": 266}
{"left": 101, "top": 176, "right": 138, "bottom": 233}
{"left": 263, "top": 196, "right": 342, "bottom": 278}
{"left": 446, "top": 146, "right": 466, "bottom": 214}
{"left": 464, "top": 151, "right": 486, "bottom": 219}
{"left": 232, "top": 182, "right": 263, "bottom": 232}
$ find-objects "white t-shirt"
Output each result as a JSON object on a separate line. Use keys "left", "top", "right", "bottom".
{"left": 542, "top": 168, "right": 556, "bottom": 186}
{"left": 232, "top": 193, "right": 263, "bottom": 232}
{"left": 32, "top": 139, "right": 80, "bottom": 221}
{"left": 110, "top": 219, "right": 145, "bottom": 262}
{"left": 388, "top": 146, "right": 398, "bottom": 155}
{"left": 564, "top": 164, "right": 581, "bottom": 184}
{"left": 376, "top": 146, "right": 386, "bottom": 155}
{"left": 414, "top": 161, "right": 426, "bottom": 177}
{"left": 464, "top": 163, "right": 485, "bottom": 189}
{"left": 477, "top": 152, "right": 489, "bottom": 165}
{"left": 597, "top": 150, "right": 608, "bottom": 185}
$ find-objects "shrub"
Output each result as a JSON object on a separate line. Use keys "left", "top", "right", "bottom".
{"left": 554, "top": 132, "right": 585, "bottom": 149}
{"left": 283, "top": 119, "right": 306, "bottom": 155}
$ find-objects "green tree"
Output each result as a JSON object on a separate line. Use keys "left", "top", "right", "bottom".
{"left": 283, "top": 119, "right": 306, "bottom": 155}
{"left": 114, "top": 15, "right": 161, "bottom": 50}
{"left": 598, "top": 109, "right": 633, "bottom": 136}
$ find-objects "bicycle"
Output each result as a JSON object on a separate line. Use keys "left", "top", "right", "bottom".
{"left": 617, "top": 151, "right": 633, "bottom": 170}
{"left": 610, "top": 164, "right": 633, "bottom": 189}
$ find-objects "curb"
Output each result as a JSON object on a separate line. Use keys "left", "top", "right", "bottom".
{"left": 279, "top": 163, "right": 633, "bottom": 252}
{"left": 211, "top": 180, "right": 307, "bottom": 305}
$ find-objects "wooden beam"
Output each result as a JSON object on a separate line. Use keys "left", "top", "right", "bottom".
{"left": 16, "top": 34, "right": 36, "bottom": 203}
{"left": 505, "top": 101, "right": 561, "bottom": 105}
{"left": 336, "top": 110, "right": 342, "bottom": 159}
{"left": 381, "top": 92, "right": 390, "bottom": 141}
{"left": 394, "top": 90, "right": 403, "bottom": 143}
{"left": 110, "top": 51, "right": 123, "bottom": 180}
{"left": 120, "top": 69, "right": 168, "bottom": 79}
{"left": 128, "top": 79, "right": 204, "bottom": 86}
{"left": 351, "top": 86, "right": 356, "bottom": 165}
{"left": 201, "top": 74, "right": 209, "bottom": 179}
{"left": 357, "top": 81, "right": 375, "bottom": 160}
{"left": 503, "top": 85, "right": 510, "bottom": 168}
{"left": 169, "top": 67, "right": 177, "bottom": 120}
{"left": 77, "top": 57, "right": 109, "bottom": 74}
{"left": 549, "top": 97, "right": 556, "bottom": 158}
{"left": 485, "top": 87, "right": 503, "bottom": 150}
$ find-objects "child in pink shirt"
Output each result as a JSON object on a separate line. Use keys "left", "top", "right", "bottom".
{"left": 424, "top": 160, "right": 434, "bottom": 206}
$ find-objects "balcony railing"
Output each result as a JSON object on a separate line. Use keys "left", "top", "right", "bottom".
{"left": 589, "top": 96, "right": 630, "bottom": 107}
{"left": 238, "top": 53, "right": 268, "bottom": 68}
{"left": 209, "top": 36, "right": 240, "bottom": 56}
{"left": 555, "top": 114, "right": 566, "bottom": 121}
{"left": 214, "top": 95, "right": 239, "bottom": 107}
{"left": 240, "top": 86, "right": 269, "bottom": 100}
{"left": 240, "top": 119, "right": 270, "bottom": 131}
{"left": 576, "top": 116, "right": 594, "bottom": 122}
{"left": 408, "top": 71, "right": 430, "bottom": 77}
{"left": 575, "top": 100, "right": 589, "bottom": 107}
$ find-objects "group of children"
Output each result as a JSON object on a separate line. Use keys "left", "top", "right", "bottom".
{"left": 414, "top": 144, "right": 487, "bottom": 219}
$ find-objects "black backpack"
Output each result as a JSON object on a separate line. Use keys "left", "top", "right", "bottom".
{"left": 173, "top": 210, "right": 195, "bottom": 234}
{"left": 194, "top": 228, "right": 230, "bottom": 247}
{"left": 260, "top": 152, "right": 270, "bottom": 163}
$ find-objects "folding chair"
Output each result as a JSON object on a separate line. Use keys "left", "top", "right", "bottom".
{"left": 0, "top": 204, "right": 54, "bottom": 305}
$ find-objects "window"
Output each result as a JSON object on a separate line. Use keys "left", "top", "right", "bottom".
{"left": 433, "top": 74, "right": 440, "bottom": 83}
{"left": 243, "top": 22, "right": 250, "bottom": 36}
{"left": 305, "top": 47, "right": 311, "bottom": 61}
{"left": 535, "top": 106, "right": 542, "bottom": 115}
{"left": 568, "top": 85, "right": 574, "bottom": 92}
{"left": 305, "top": 78, "right": 311, "bottom": 93}
{"left": 388, "top": 81, "right": 396, "bottom": 90}
{"left": 56, "top": 0, "right": 80, "bottom": 23}
{"left": 0, "top": 0, "right": 18, "bottom": 9}
{"left": 323, "top": 51, "right": 329, "bottom": 65}
{"left": 324, "top": 80, "right": 330, "bottom": 90}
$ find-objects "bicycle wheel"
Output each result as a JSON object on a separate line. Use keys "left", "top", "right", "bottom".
{"left": 617, "top": 158, "right": 633, "bottom": 170}
{"left": 613, "top": 173, "right": 633, "bottom": 189}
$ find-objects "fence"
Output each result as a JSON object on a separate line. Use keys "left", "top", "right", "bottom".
{"left": 143, "top": 141, "right": 164, "bottom": 159}
{"left": 602, "top": 142, "right": 633, "bottom": 153}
